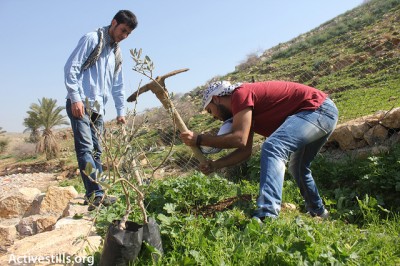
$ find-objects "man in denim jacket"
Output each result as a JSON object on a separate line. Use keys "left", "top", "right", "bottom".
{"left": 64, "top": 10, "right": 137, "bottom": 211}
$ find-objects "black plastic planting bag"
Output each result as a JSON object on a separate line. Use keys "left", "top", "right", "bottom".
{"left": 99, "top": 218, "right": 163, "bottom": 265}
{"left": 99, "top": 220, "right": 143, "bottom": 266}
{"left": 143, "top": 217, "right": 164, "bottom": 260}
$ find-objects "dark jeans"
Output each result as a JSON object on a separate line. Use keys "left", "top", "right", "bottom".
{"left": 66, "top": 99, "right": 104, "bottom": 198}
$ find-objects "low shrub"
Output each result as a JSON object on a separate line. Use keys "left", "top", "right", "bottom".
{"left": 0, "top": 138, "right": 9, "bottom": 153}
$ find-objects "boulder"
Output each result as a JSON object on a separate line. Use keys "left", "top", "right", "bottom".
{"left": 39, "top": 186, "right": 78, "bottom": 217}
{"left": 24, "top": 193, "right": 45, "bottom": 217}
{"left": 349, "top": 121, "right": 371, "bottom": 139}
{"left": 0, "top": 188, "right": 41, "bottom": 219}
{"left": 17, "top": 215, "right": 58, "bottom": 237}
{"left": 62, "top": 202, "right": 88, "bottom": 218}
{"left": 0, "top": 217, "right": 101, "bottom": 266}
{"left": 364, "top": 124, "right": 388, "bottom": 146}
{"left": 0, "top": 218, "right": 19, "bottom": 252}
{"left": 380, "top": 107, "right": 400, "bottom": 129}
{"left": 55, "top": 170, "right": 70, "bottom": 181}
{"left": 35, "top": 215, "right": 58, "bottom": 233}
{"left": 16, "top": 216, "right": 35, "bottom": 236}
{"left": 329, "top": 124, "right": 360, "bottom": 150}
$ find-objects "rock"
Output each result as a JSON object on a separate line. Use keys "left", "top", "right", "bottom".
{"left": 140, "top": 158, "right": 148, "bottom": 166}
{"left": 380, "top": 107, "right": 400, "bottom": 129}
{"left": 17, "top": 216, "right": 35, "bottom": 236}
{"left": 53, "top": 217, "right": 89, "bottom": 230}
{"left": 17, "top": 215, "right": 58, "bottom": 237}
{"left": 0, "top": 173, "right": 58, "bottom": 197}
{"left": 349, "top": 121, "right": 371, "bottom": 139}
{"left": 282, "top": 203, "right": 297, "bottom": 210}
{"left": 62, "top": 203, "right": 88, "bottom": 218}
{"left": 153, "top": 168, "right": 165, "bottom": 179}
{"left": 55, "top": 170, "right": 69, "bottom": 181}
{"left": 35, "top": 215, "right": 58, "bottom": 233}
{"left": 39, "top": 186, "right": 78, "bottom": 217}
{"left": 0, "top": 217, "right": 101, "bottom": 265}
{"left": 0, "top": 218, "right": 19, "bottom": 252}
{"left": 371, "top": 145, "right": 390, "bottom": 155}
{"left": 0, "top": 187, "right": 41, "bottom": 219}
{"left": 0, "top": 172, "right": 102, "bottom": 265}
{"left": 329, "top": 125, "right": 359, "bottom": 150}
{"left": 24, "top": 193, "right": 45, "bottom": 217}
{"left": 364, "top": 124, "right": 388, "bottom": 146}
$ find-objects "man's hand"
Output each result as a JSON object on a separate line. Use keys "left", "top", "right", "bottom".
{"left": 199, "top": 160, "right": 215, "bottom": 175}
{"left": 117, "top": 116, "right": 126, "bottom": 124}
{"left": 71, "top": 101, "right": 85, "bottom": 118}
{"left": 180, "top": 130, "right": 197, "bottom": 146}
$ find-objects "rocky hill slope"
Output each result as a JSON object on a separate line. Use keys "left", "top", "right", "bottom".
{"left": 184, "top": 0, "right": 399, "bottom": 124}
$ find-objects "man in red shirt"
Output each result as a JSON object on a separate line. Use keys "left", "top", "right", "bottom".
{"left": 181, "top": 80, "right": 338, "bottom": 221}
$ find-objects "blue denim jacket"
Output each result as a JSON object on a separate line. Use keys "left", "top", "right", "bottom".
{"left": 64, "top": 27, "right": 125, "bottom": 116}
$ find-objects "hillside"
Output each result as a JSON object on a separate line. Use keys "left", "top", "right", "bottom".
{"left": 184, "top": 0, "right": 399, "bottom": 124}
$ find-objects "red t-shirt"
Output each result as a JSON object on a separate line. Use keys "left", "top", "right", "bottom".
{"left": 231, "top": 81, "right": 327, "bottom": 137}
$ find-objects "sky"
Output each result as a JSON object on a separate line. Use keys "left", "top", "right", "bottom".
{"left": 0, "top": 0, "right": 363, "bottom": 133}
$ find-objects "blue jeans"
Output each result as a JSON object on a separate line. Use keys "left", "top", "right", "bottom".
{"left": 253, "top": 98, "right": 338, "bottom": 218}
{"left": 66, "top": 100, "right": 104, "bottom": 198}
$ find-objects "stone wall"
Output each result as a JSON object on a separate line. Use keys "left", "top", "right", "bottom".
{"left": 325, "top": 107, "right": 400, "bottom": 156}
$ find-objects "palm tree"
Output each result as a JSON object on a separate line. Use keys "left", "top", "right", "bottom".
{"left": 23, "top": 112, "right": 41, "bottom": 143}
{"left": 24, "top": 97, "right": 69, "bottom": 159}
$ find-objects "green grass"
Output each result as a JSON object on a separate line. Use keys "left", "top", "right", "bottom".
{"left": 0, "top": 154, "right": 13, "bottom": 160}
{"left": 58, "top": 175, "right": 86, "bottom": 194}
{"left": 91, "top": 143, "right": 400, "bottom": 265}
{"left": 331, "top": 82, "right": 400, "bottom": 122}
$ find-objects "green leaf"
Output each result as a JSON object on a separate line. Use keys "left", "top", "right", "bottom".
{"left": 98, "top": 180, "right": 111, "bottom": 190}
{"left": 164, "top": 203, "right": 177, "bottom": 214}
{"left": 83, "top": 162, "right": 93, "bottom": 176}
{"left": 106, "top": 213, "right": 116, "bottom": 223}
{"left": 144, "top": 55, "right": 151, "bottom": 64}
{"left": 73, "top": 213, "right": 83, "bottom": 219}
{"left": 157, "top": 214, "right": 172, "bottom": 226}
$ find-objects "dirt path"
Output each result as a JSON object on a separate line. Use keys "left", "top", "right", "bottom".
{"left": 0, "top": 133, "right": 59, "bottom": 198}
{"left": 0, "top": 172, "right": 59, "bottom": 199}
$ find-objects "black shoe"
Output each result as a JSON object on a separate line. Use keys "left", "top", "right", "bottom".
{"left": 87, "top": 196, "right": 116, "bottom": 211}
{"left": 307, "top": 209, "right": 329, "bottom": 219}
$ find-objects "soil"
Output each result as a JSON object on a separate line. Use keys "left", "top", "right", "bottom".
{"left": 194, "top": 194, "right": 253, "bottom": 217}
